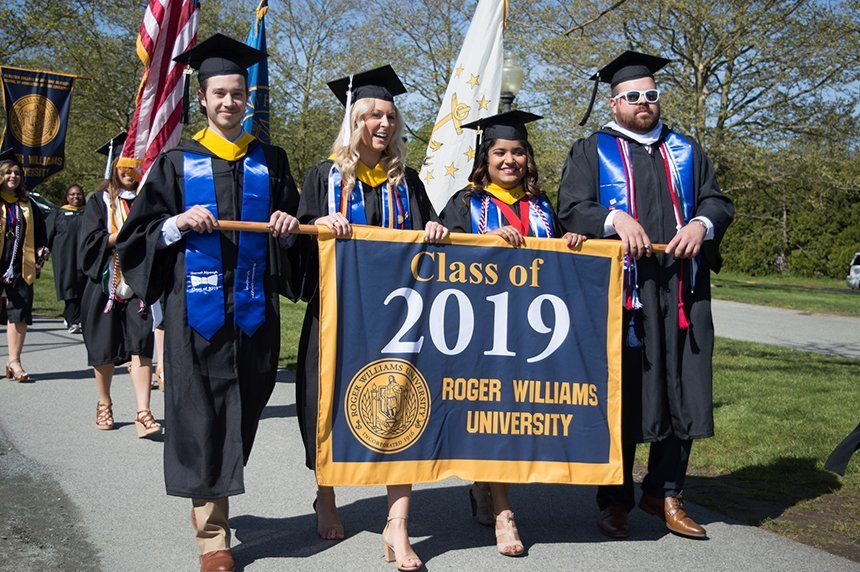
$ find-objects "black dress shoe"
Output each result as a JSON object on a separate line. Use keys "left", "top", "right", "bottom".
{"left": 597, "top": 504, "right": 629, "bottom": 538}
{"left": 639, "top": 493, "right": 707, "bottom": 539}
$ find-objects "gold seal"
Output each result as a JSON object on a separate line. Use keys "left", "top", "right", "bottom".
{"left": 344, "top": 358, "right": 431, "bottom": 454}
{"left": 9, "top": 94, "right": 61, "bottom": 147}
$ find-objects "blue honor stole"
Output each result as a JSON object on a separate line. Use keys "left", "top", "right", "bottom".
{"left": 468, "top": 194, "right": 555, "bottom": 237}
{"left": 183, "top": 144, "right": 270, "bottom": 340}
{"left": 597, "top": 130, "right": 696, "bottom": 343}
{"left": 327, "top": 165, "right": 412, "bottom": 229}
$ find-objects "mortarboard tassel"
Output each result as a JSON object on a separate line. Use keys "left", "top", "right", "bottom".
{"left": 337, "top": 74, "right": 354, "bottom": 148}
{"left": 579, "top": 75, "right": 601, "bottom": 126}
{"left": 181, "top": 68, "right": 192, "bottom": 124}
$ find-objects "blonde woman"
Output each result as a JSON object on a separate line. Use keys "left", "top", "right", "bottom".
{"left": 296, "top": 66, "right": 447, "bottom": 571}
{"left": 79, "top": 155, "right": 160, "bottom": 438}
{"left": 0, "top": 150, "right": 47, "bottom": 381}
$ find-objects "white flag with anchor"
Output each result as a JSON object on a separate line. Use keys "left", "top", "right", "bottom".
{"left": 419, "top": 0, "right": 506, "bottom": 214}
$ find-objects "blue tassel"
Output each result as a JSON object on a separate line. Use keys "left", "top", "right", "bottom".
{"left": 627, "top": 314, "right": 643, "bottom": 348}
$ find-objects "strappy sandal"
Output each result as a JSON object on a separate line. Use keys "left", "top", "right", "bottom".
{"left": 96, "top": 401, "right": 115, "bottom": 430}
{"left": 313, "top": 489, "right": 344, "bottom": 540}
{"left": 6, "top": 359, "right": 30, "bottom": 382}
{"left": 495, "top": 510, "right": 525, "bottom": 557}
{"left": 135, "top": 409, "right": 163, "bottom": 439}
{"left": 468, "top": 482, "right": 494, "bottom": 526}
{"left": 382, "top": 516, "right": 422, "bottom": 571}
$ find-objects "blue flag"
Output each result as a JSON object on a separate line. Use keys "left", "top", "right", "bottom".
{"left": 243, "top": 0, "right": 269, "bottom": 143}
{"left": 1, "top": 66, "right": 75, "bottom": 189}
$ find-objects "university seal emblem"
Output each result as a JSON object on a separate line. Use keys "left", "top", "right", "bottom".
{"left": 9, "top": 94, "right": 60, "bottom": 147}
{"left": 345, "top": 358, "right": 430, "bottom": 454}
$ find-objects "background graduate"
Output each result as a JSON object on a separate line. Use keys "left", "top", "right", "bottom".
{"left": 296, "top": 65, "right": 447, "bottom": 571}
{"left": 116, "top": 34, "right": 301, "bottom": 572}
{"left": 0, "top": 149, "right": 48, "bottom": 382}
{"left": 46, "top": 182, "right": 87, "bottom": 334}
{"left": 79, "top": 146, "right": 160, "bottom": 437}
{"left": 439, "top": 111, "right": 585, "bottom": 557}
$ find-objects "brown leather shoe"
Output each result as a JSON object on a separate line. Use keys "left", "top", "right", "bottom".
{"left": 639, "top": 494, "right": 707, "bottom": 539}
{"left": 200, "top": 549, "right": 235, "bottom": 572}
{"left": 597, "top": 505, "right": 629, "bottom": 538}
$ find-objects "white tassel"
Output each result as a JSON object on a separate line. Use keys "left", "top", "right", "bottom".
{"left": 337, "top": 74, "right": 354, "bottom": 149}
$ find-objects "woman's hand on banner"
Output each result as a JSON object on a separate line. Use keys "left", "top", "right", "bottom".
{"left": 489, "top": 225, "right": 525, "bottom": 248}
{"left": 268, "top": 211, "right": 299, "bottom": 237}
{"left": 315, "top": 212, "right": 352, "bottom": 237}
{"left": 423, "top": 221, "right": 449, "bottom": 243}
{"left": 563, "top": 232, "right": 587, "bottom": 249}
{"left": 177, "top": 205, "right": 217, "bottom": 234}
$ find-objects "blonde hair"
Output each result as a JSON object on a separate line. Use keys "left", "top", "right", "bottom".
{"left": 330, "top": 98, "right": 407, "bottom": 194}
{"left": 96, "top": 157, "right": 139, "bottom": 230}
{"left": 0, "top": 160, "right": 26, "bottom": 200}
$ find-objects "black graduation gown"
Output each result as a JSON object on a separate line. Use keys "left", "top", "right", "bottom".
{"left": 439, "top": 187, "right": 563, "bottom": 237}
{"left": 0, "top": 198, "right": 48, "bottom": 323}
{"left": 46, "top": 207, "right": 85, "bottom": 300}
{"left": 116, "top": 138, "right": 301, "bottom": 499}
{"left": 295, "top": 160, "right": 438, "bottom": 470}
{"left": 556, "top": 125, "right": 734, "bottom": 442}
{"left": 79, "top": 192, "right": 153, "bottom": 366}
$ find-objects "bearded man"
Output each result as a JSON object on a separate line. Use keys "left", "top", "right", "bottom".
{"left": 557, "top": 51, "right": 734, "bottom": 540}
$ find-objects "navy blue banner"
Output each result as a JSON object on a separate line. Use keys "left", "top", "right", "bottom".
{"left": 316, "top": 226, "right": 625, "bottom": 486}
{"left": 1, "top": 67, "right": 75, "bottom": 188}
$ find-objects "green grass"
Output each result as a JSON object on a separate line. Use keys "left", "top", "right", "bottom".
{"left": 712, "top": 270, "right": 860, "bottom": 316}
{"left": 633, "top": 337, "right": 860, "bottom": 549}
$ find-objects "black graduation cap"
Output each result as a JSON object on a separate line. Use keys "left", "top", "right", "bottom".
{"left": 173, "top": 33, "right": 267, "bottom": 124}
{"left": 579, "top": 50, "right": 671, "bottom": 126}
{"left": 327, "top": 65, "right": 407, "bottom": 107}
{"left": 461, "top": 110, "right": 542, "bottom": 147}
{"left": 95, "top": 132, "right": 128, "bottom": 156}
{"left": 173, "top": 33, "right": 267, "bottom": 81}
{"left": 0, "top": 148, "right": 21, "bottom": 166}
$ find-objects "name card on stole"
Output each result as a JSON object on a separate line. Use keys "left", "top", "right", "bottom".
{"left": 315, "top": 226, "right": 624, "bottom": 486}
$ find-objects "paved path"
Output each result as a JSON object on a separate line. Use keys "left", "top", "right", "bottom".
{"left": 712, "top": 299, "right": 860, "bottom": 359}
{"left": 1, "top": 315, "right": 857, "bottom": 571}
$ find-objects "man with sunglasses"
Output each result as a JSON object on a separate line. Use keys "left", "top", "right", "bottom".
{"left": 557, "top": 51, "right": 734, "bottom": 540}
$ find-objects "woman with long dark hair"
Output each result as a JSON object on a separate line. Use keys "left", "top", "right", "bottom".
{"left": 79, "top": 155, "right": 160, "bottom": 438}
{"left": 0, "top": 150, "right": 47, "bottom": 382}
{"left": 440, "top": 111, "right": 586, "bottom": 557}
{"left": 296, "top": 66, "right": 447, "bottom": 571}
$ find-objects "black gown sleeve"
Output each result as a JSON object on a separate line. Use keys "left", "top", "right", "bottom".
{"left": 690, "top": 140, "right": 734, "bottom": 272}
{"left": 29, "top": 201, "right": 48, "bottom": 252}
{"left": 79, "top": 193, "right": 112, "bottom": 283}
{"left": 556, "top": 136, "right": 609, "bottom": 238}
{"left": 438, "top": 188, "right": 473, "bottom": 233}
{"left": 45, "top": 208, "right": 58, "bottom": 251}
{"left": 406, "top": 168, "right": 440, "bottom": 227}
{"left": 116, "top": 153, "right": 182, "bottom": 304}
{"left": 265, "top": 144, "right": 305, "bottom": 301}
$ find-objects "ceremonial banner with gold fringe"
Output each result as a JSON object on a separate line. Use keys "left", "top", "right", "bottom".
{"left": 0, "top": 66, "right": 75, "bottom": 188}
{"left": 315, "top": 226, "right": 624, "bottom": 486}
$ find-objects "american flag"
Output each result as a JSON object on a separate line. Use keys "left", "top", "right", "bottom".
{"left": 119, "top": 0, "right": 200, "bottom": 177}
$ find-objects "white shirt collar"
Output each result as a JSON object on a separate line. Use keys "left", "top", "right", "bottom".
{"left": 118, "top": 189, "right": 137, "bottom": 200}
{"left": 604, "top": 120, "right": 665, "bottom": 146}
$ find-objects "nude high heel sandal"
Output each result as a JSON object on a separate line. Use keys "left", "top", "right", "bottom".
{"left": 382, "top": 516, "right": 422, "bottom": 571}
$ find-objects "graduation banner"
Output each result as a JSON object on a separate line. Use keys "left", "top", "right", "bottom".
{"left": 0, "top": 66, "right": 75, "bottom": 188}
{"left": 315, "top": 226, "right": 624, "bottom": 486}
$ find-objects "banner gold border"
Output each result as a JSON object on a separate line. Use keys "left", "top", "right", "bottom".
{"left": 316, "top": 226, "right": 624, "bottom": 486}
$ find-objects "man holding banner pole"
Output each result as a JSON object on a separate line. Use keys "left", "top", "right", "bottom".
{"left": 557, "top": 51, "right": 734, "bottom": 540}
{"left": 117, "top": 34, "right": 301, "bottom": 572}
